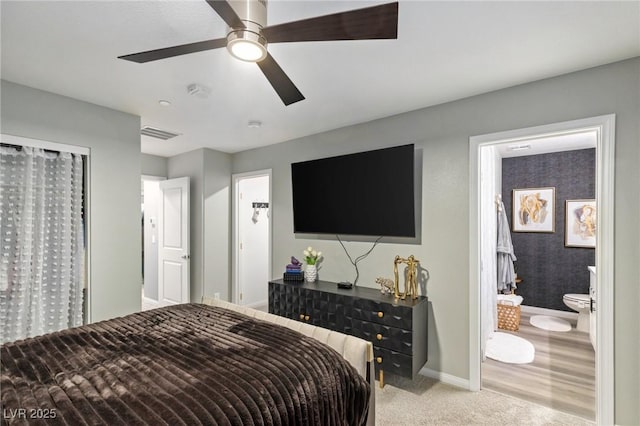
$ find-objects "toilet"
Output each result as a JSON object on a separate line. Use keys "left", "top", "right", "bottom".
{"left": 563, "top": 293, "right": 590, "bottom": 332}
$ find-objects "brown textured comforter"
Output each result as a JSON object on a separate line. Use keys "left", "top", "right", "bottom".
{"left": 1, "top": 304, "right": 370, "bottom": 425}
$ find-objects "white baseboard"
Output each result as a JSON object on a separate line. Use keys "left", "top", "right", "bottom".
{"left": 243, "top": 300, "right": 268, "bottom": 310}
{"left": 142, "top": 297, "right": 164, "bottom": 311}
{"left": 419, "top": 367, "right": 470, "bottom": 390}
{"left": 521, "top": 305, "right": 578, "bottom": 322}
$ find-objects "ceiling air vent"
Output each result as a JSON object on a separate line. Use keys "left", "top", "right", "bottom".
{"left": 140, "top": 126, "right": 180, "bottom": 140}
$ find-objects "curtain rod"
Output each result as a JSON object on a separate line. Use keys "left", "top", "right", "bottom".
{"left": 1, "top": 134, "right": 90, "bottom": 156}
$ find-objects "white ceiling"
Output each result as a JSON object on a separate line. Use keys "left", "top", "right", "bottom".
{"left": 2, "top": 1, "right": 639, "bottom": 157}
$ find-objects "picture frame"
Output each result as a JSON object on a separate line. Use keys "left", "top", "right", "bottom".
{"left": 512, "top": 187, "right": 555, "bottom": 233}
{"left": 565, "top": 199, "right": 596, "bottom": 248}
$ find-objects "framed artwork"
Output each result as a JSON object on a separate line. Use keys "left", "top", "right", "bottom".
{"left": 512, "top": 187, "right": 555, "bottom": 233}
{"left": 565, "top": 199, "right": 596, "bottom": 248}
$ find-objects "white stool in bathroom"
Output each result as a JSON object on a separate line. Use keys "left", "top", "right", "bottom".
{"left": 563, "top": 293, "right": 590, "bottom": 332}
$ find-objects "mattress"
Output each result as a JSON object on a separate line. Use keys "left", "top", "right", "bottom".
{"left": 1, "top": 304, "right": 370, "bottom": 425}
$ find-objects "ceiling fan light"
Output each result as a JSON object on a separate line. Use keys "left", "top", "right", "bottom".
{"left": 227, "top": 29, "right": 267, "bottom": 62}
{"left": 229, "top": 40, "right": 265, "bottom": 62}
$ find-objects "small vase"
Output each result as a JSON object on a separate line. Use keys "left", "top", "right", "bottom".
{"left": 304, "top": 264, "right": 317, "bottom": 282}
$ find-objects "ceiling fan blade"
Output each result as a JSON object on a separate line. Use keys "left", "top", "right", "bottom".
{"left": 257, "top": 53, "right": 305, "bottom": 106}
{"left": 118, "top": 38, "right": 227, "bottom": 63}
{"left": 204, "top": 0, "right": 245, "bottom": 29}
{"left": 262, "top": 2, "right": 398, "bottom": 43}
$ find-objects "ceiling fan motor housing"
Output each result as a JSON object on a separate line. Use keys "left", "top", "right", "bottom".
{"left": 226, "top": 0, "right": 268, "bottom": 61}
{"left": 228, "top": 0, "right": 267, "bottom": 27}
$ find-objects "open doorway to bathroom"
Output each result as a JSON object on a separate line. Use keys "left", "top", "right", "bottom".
{"left": 469, "top": 115, "right": 615, "bottom": 425}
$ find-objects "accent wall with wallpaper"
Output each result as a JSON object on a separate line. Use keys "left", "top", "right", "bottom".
{"left": 502, "top": 148, "right": 596, "bottom": 312}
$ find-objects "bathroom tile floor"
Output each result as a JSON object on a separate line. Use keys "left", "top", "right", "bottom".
{"left": 482, "top": 311, "right": 595, "bottom": 421}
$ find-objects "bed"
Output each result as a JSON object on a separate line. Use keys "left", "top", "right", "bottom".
{"left": 1, "top": 299, "right": 374, "bottom": 425}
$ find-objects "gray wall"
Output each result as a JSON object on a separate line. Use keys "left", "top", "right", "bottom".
{"left": 1, "top": 80, "right": 142, "bottom": 322}
{"left": 231, "top": 58, "right": 639, "bottom": 424}
{"left": 141, "top": 153, "right": 168, "bottom": 177}
{"left": 168, "top": 148, "right": 231, "bottom": 303}
{"left": 203, "top": 149, "right": 232, "bottom": 301}
{"left": 503, "top": 149, "right": 596, "bottom": 311}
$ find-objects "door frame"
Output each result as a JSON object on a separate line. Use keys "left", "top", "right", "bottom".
{"left": 231, "top": 169, "right": 272, "bottom": 305}
{"left": 468, "top": 114, "right": 615, "bottom": 425}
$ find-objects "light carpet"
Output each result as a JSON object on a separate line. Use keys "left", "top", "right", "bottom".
{"left": 376, "top": 373, "right": 594, "bottom": 425}
{"left": 530, "top": 315, "right": 572, "bottom": 332}
{"left": 485, "top": 332, "right": 535, "bottom": 364}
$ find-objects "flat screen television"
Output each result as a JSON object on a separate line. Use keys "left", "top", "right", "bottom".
{"left": 291, "top": 144, "right": 415, "bottom": 237}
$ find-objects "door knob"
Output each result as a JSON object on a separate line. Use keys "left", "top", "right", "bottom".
{"left": 181, "top": 254, "right": 190, "bottom": 259}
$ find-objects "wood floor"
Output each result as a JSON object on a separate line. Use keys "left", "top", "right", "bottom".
{"left": 482, "top": 311, "right": 595, "bottom": 421}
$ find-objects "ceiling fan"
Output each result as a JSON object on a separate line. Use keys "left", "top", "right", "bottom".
{"left": 118, "top": 0, "right": 399, "bottom": 106}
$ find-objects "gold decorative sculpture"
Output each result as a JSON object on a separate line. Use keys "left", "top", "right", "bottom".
{"left": 393, "top": 255, "right": 420, "bottom": 300}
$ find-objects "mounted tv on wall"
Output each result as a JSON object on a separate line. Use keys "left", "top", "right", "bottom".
{"left": 291, "top": 144, "right": 415, "bottom": 237}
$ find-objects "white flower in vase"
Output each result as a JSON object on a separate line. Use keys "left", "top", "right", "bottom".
{"left": 303, "top": 246, "right": 323, "bottom": 282}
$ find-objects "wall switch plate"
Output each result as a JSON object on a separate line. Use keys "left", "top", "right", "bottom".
{"left": 214, "top": 293, "right": 220, "bottom": 300}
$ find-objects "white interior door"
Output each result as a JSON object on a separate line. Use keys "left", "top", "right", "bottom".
{"left": 236, "top": 173, "right": 270, "bottom": 307}
{"left": 158, "top": 177, "right": 190, "bottom": 305}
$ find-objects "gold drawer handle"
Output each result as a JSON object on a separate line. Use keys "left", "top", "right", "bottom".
{"left": 304, "top": 315, "right": 310, "bottom": 321}
{"left": 299, "top": 314, "right": 305, "bottom": 320}
{"left": 376, "top": 356, "right": 383, "bottom": 364}
{"left": 377, "top": 311, "right": 384, "bottom": 318}
{"left": 376, "top": 333, "right": 383, "bottom": 341}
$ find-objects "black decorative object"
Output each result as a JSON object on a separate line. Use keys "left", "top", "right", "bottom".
{"left": 283, "top": 256, "right": 303, "bottom": 281}
{"left": 283, "top": 272, "right": 304, "bottom": 281}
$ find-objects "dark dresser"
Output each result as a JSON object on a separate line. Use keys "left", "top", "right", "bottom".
{"left": 268, "top": 279, "right": 428, "bottom": 386}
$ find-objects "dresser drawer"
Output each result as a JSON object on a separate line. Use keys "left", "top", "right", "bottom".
{"left": 373, "top": 346, "right": 412, "bottom": 377}
{"left": 351, "top": 319, "right": 413, "bottom": 354}
{"left": 352, "top": 298, "right": 413, "bottom": 328}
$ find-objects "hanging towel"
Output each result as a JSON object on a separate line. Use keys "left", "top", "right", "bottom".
{"left": 497, "top": 200, "right": 517, "bottom": 293}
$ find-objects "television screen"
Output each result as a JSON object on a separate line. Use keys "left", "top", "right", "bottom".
{"left": 291, "top": 144, "right": 415, "bottom": 237}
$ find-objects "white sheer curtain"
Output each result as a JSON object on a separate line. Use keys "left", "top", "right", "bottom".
{"left": 0, "top": 145, "right": 85, "bottom": 343}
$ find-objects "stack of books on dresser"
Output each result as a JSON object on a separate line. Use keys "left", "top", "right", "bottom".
{"left": 283, "top": 257, "right": 304, "bottom": 281}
